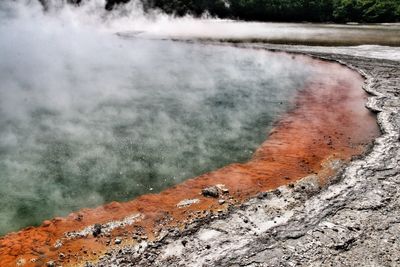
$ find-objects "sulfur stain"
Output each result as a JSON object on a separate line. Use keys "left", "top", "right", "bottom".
{"left": 0, "top": 53, "right": 380, "bottom": 267}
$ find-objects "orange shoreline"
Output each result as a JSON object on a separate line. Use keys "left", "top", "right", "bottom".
{"left": 0, "top": 52, "right": 380, "bottom": 267}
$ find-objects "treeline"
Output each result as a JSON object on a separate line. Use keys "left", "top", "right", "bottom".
{"left": 104, "top": 0, "right": 400, "bottom": 23}
{"left": 152, "top": 0, "right": 400, "bottom": 22}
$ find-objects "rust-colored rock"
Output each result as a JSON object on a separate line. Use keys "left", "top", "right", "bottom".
{"left": 0, "top": 54, "right": 380, "bottom": 267}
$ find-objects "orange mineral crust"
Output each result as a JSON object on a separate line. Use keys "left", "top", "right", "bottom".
{"left": 0, "top": 54, "right": 380, "bottom": 267}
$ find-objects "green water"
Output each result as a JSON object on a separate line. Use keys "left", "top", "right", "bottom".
{"left": 0, "top": 1, "right": 317, "bottom": 234}
{"left": 0, "top": 39, "right": 314, "bottom": 235}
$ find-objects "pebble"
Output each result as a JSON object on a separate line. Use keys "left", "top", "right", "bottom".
{"left": 257, "top": 192, "right": 268, "bottom": 199}
{"left": 93, "top": 224, "right": 102, "bottom": 237}
{"left": 202, "top": 186, "right": 219, "bottom": 198}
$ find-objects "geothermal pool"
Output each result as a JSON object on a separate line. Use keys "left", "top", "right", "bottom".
{"left": 0, "top": 30, "right": 315, "bottom": 234}
{"left": 0, "top": 2, "right": 384, "bottom": 265}
{"left": 0, "top": 0, "right": 384, "bottom": 237}
{"left": 0, "top": 48, "right": 381, "bottom": 266}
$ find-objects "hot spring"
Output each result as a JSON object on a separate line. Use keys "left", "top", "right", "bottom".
{"left": 0, "top": 4, "right": 318, "bottom": 235}
{"left": 0, "top": 0, "right": 381, "bottom": 238}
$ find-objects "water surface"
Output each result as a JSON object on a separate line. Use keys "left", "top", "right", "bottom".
{"left": 0, "top": 0, "right": 390, "bottom": 236}
{"left": 0, "top": 35, "right": 312, "bottom": 235}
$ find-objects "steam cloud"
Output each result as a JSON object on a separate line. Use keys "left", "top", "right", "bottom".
{"left": 0, "top": 0, "right": 313, "bottom": 235}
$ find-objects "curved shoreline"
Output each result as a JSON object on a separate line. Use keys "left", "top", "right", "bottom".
{"left": 0, "top": 50, "right": 380, "bottom": 267}
{"left": 99, "top": 48, "right": 399, "bottom": 267}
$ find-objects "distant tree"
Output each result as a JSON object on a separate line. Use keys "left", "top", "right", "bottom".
{"left": 361, "top": 0, "right": 399, "bottom": 22}
{"left": 333, "top": 0, "right": 400, "bottom": 22}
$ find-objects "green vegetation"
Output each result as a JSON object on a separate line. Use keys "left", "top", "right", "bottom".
{"left": 106, "top": 0, "right": 400, "bottom": 22}
{"left": 332, "top": 0, "right": 400, "bottom": 22}
{"left": 227, "top": 0, "right": 334, "bottom": 22}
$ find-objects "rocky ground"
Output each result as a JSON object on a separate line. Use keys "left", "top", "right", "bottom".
{"left": 94, "top": 47, "right": 400, "bottom": 267}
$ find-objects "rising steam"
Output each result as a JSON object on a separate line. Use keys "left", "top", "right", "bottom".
{"left": 0, "top": 0, "right": 316, "bottom": 235}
